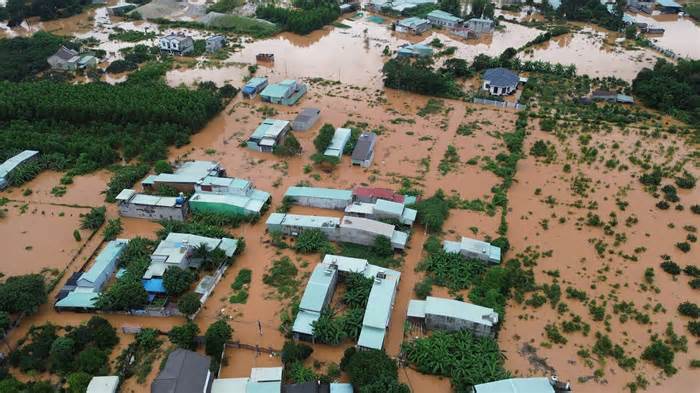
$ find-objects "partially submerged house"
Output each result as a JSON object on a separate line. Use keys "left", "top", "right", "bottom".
{"left": 344, "top": 198, "right": 417, "bottom": 226}
{"left": 293, "top": 263, "right": 339, "bottom": 341}
{"left": 482, "top": 67, "right": 520, "bottom": 96}
{"left": 212, "top": 367, "right": 283, "bottom": 393}
{"left": 443, "top": 236, "right": 501, "bottom": 264}
{"left": 47, "top": 46, "right": 80, "bottom": 70}
{"left": 591, "top": 89, "right": 617, "bottom": 102}
{"left": 407, "top": 296, "right": 499, "bottom": 337}
{"left": 396, "top": 43, "right": 433, "bottom": 58}
{"left": 427, "top": 10, "right": 463, "bottom": 28}
{"left": 323, "top": 128, "right": 352, "bottom": 158}
{"left": 152, "top": 349, "right": 213, "bottom": 393}
{"left": 247, "top": 119, "right": 292, "bottom": 152}
{"left": 655, "top": 0, "right": 682, "bottom": 12}
{"left": 142, "top": 160, "right": 224, "bottom": 193}
{"left": 466, "top": 18, "right": 494, "bottom": 34}
{"left": 86, "top": 376, "right": 120, "bottom": 393}
{"left": 266, "top": 213, "right": 341, "bottom": 238}
{"left": 159, "top": 34, "right": 194, "bottom": 55}
{"left": 205, "top": 35, "right": 226, "bottom": 53}
{"left": 358, "top": 270, "right": 401, "bottom": 350}
{"left": 55, "top": 240, "right": 128, "bottom": 311}
{"left": 352, "top": 186, "right": 416, "bottom": 205}
{"left": 350, "top": 132, "right": 377, "bottom": 167}
{"left": 260, "top": 79, "right": 307, "bottom": 105}
{"left": 115, "top": 189, "right": 188, "bottom": 221}
{"left": 293, "top": 108, "right": 321, "bottom": 131}
{"left": 474, "top": 377, "right": 571, "bottom": 393}
{"left": 190, "top": 176, "right": 270, "bottom": 216}
{"left": 395, "top": 17, "right": 431, "bottom": 34}
{"left": 242, "top": 77, "right": 269, "bottom": 98}
{"left": 149, "top": 232, "right": 238, "bottom": 271}
{"left": 367, "top": 0, "right": 437, "bottom": 13}
{"left": 0, "top": 150, "right": 39, "bottom": 190}
{"left": 283, "top": 186, "right": 353, "bottom": 210}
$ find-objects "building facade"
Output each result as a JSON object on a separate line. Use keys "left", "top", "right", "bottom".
{"left": 284, "top": 186, "right": 353, "bottom": 210}
{"left": 442, "top": 236, "right": 501, "bottom": 264}
{"left": 159, "top": 34, "right": 194, "bottom": 55}
{"left": 115, "top": 189, "right": 188, "bottom": 221}
{"left": 407, "top": 296, "right": 499, "bottom": 337}
{"left": 351, "top": 132, "right": 377, "bottom": 167}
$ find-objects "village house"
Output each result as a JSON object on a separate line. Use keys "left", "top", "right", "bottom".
{"left": 159, "top": 34, "right": 194, "bottom": 55}
{"left": 655, "top": 0, "right": 683, "bottom": 12}
{"left": 474, "top": 377, "right": 571, "bottom": 393}
{"left": 283, "top": 186, "right": 353, "bottom": 210}
{"left": 292, "top": 107, "right": 321, "bottom": 131}
{"left": 352, "top": 186, "right": 418, "bottom": 205}
{"left": 142, "top": 160, "right": 225, "bottom": 192}
{"left": 47, "top": 46, "right": 81, "bottom": 70}
{"left": 115, "top": 189, "right": 188, "bottom": 221}
{"left": 591, "top": 89, "right": 617, "bottom": 102}
{"left": 466, "top": 18, "right": 494, "bottom": 34}
{"left": 242, "top": 77, "right": 269, "bottom": 98}
{"left": 482, "top": 67, "right": 520, "bottom": 96}
{"left": 152, "top": 349, "right": 213, "bottom": 393}
{"left": 443, "top": 236, "right": 501, "bottom": 264}
{"left": 266, "top": 213, "right": 341, "bottom": 238}
{"left": 205, "top": 35, "right": 226, "bottom": 53}
{"left": 260, "top": 79, "right": 307, "bottom": 105}
{"left": 395, "top": 17, "right": 432, "bottom": 34}
{"left": 427, "top": 9, "right": 463, "bottom": 28}
{"left": 407, "top": 296, "right": 499, "bottom": 337}
{"left": 147, "top": 232, "right": 238, "bottom": 272}
{"left": 397, "top": 43, "right": 434, "bottom": 58}
{"left": 350, "top": 132, "right": 377, "bottom": 167}
{"left": 247, "top": 119, "right": 292, "bottom": 152}
{"left": 324, "top": 127, "right": 352, "bottom": 158}
{"left": 212, "top": 367, "right": 283, "bottom": 393}
{"left": 189, "top": 176, "right": 270, "bottom": 216}
{"left": 344, "top": 198, "right": 417, "bottom": 226}
{"left": 358, "top": 269, "right": 401, "bottom": 350}
{"left": 86, "top": 376, "right": 120, "bottom": 393}
{"left": 0, "top": 150, "right": 39, "bottom": 190}
{"left": 292, "top": 263, "right": 339, "bottom": 341}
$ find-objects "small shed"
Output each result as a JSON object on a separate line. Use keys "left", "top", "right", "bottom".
{"left": 616, "top": 94, "right": 635, "bottom": 104}
{"left": 205, "top": 35, "right": 226, "bottom": 53}
{"left": 243, "top": 77, "right": 269, "bottom": 98}
{"left": 86, "top": 376, "right": 119, "bottom": 393}
{"left": 591, "top": 89, "right": 617, "bottom": 102}
{"left": 482, "top": 68, "right": 519, "bottom": 96}
{"left": 292, "top": 108, "right": 321, "bottom": 131}
{"left": 323, "top": 128, "right": 352, "bottom": 158}
{"left": 351, "top": 132, "right": 376, "bottom": 167}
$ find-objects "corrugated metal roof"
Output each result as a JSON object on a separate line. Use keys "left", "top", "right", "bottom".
{"left": 322, "top": 254, "right": 368, "bottom": 273}
{"left": 78, "top": 240, "right": 128, "bottom": 286}
{"left": 323, "top": 128, "right": 352, "bottom": 157}
{"left": 407, "top": 299, "right": 426, "bottom": 318}
{"left": 357, "top": 326, "right": 386, "bottom": 350}
{"left": 397, "top": 17, "right": 430, "bottom": 28}
{"left": 474, "top": 377, "right": 555, "bottom": 393}
{"left": 298, "top": 264, "right": 336, "bottom": 313}
{"left": 362, "top": 275, "right": 398, "bottom": 328}
{"left": 352, "top": 187, "right": 404, "bottom": 203}
{"left": 246, "top": 382, "right": 281, "bottom": 393}
{"left": 330, "top": 384, "right": 353, "bottom": 393}
{"left": 212, "top": 378, "right": 249, "bottom": 393}
{"left": 351, "top": 132, "right": 376, "bottom": 160}
{"left": 115, "top": 189, "right": 136, "bottom": 201}
{"left": 344, "top": 202, "right": 375, "bottom": 215}
{"left": 292, "top": 309, "right": 321, "bottom": 335}
{"left": 340, "top": 216, "right": 394, "bottom": 238}
{"left": 427, "top": 9, "right": 462, "bottom": 22}
{"left": 285, "top": 186, "right": 352, "bottom": 201}
{"left": 250, "top": 119, "right": 290, "bottom": 141}
{"left": 374, "top": 199, "right": 404, "bottom": 217}
{"left": 190, "top": 191, "right": 269, "bottom": 214}
{"left": 143, "top": 278, "right": 166, "bottom": 293}
{"left": 55, "top": 290, "right": 98, "bottom": 309}
{"left": 261, "top": 81, "right": 295, "bottom": 100}
{"left": 250, "top": 367, "right": 283, "bottom": 383}
{"left": 86, "top": 376, "right": 119, "bottom": 393}
{"left": 246, "top": 77, "right": 268, "bottom": 88}
{"left": 266, "top": 213, "right": 341, "bottom": 229}
{"left": 656, "top": 0, "right": 681, "bottom": 7}
{"left": 425, "top": 296, "right": 498, "bottom": 325}
{"left": 391, "top": 230, "right": 408, "bottom": 248}
{"left": 0, "top": 150, "right": 39, "bottom": 178}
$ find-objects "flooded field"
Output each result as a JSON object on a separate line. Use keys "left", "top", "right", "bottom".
{"left": 628, "top": 13, "right": 700, "bottom": 58}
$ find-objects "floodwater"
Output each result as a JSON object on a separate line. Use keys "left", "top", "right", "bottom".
{"left": 628, "top": 12, "right": 700, "bottom": 58}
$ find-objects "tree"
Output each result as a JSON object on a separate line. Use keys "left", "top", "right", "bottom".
{"left": 0, "top": 311, "right": 10, "bottom": 338}
{"left": 80, "top": 206, "right": 106, "bottom": 230}
{"left": 530, "top": 140, "right": 549, "bottom": 157}
{"left": 273, "top": 133, "right": 302, "bottom": 156}
{"left": 281, "top": 340, "right": 313, "bottom": 364}
{"left": 96, "top": 276, "right": 147, "bottom": 311}
{"left": 0, "top": 274, "right": 47, "bottom": 314}
{"left": 294, "top": 228, "right": 331, "bottom": 254}
{"left": 76, "top": 347, "right": 108, "bottom": 375}
{"left": 341, "top": 348, "right": 409, "bottom": 392}
{"left": 412, "top": 190, "right": 450, "bottom": 232}
{"left": 168, "top": 321, "right": 200, "bottom": 350}
{"left": 314, "top": 124, "right": 336, "bottom": 153}
{"left": 470, "top": 0, "right": 487, "bottom": 17}
{"left": 178, "top": 292, "right": 202, "bottom": 316}
{"left": 372, "top": 235, "right": 394, "bottom": 258}
{"left": 641, "top": 339, "right": 676, "bottom": 375}
{"left": 154, "top": 160, "right": 173, "bottom": 174}
{"left": 205, "top": 319, "right": 232, "bottom": 368}
{"left": 103, "top": 218, "right": 123, "bottom": 241}
{"left": 6, "top": 0, "right": 25, "bottom": 24}
{"left": 438, "top": 0, "right": 460, "bottom": 16}
{"left": 163, "top": 267, "right": 194, "bottom": 296}
{"left": 86, "top": 316, "right": 119, "bottom": 350}
{"left": 49, "top": 337, "right": 75, "bottom": 374}
{"left": 66, "top": 372, "right": 92, "bottom": 393}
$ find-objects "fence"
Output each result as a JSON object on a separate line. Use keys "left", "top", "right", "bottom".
{"left": 473, "top": 97, "right": 527, "bottom": 110}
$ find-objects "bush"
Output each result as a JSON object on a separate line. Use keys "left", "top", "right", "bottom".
{"left": 281, "top": 340, "right": 313, "bottom": 364}
{"left": 80, "top": 206, "right": 106, "bottom": 230}
{"left": 660, "top": 260, "right": 681, "bottom": 275}
{"left": 414, "top": 276, "right": 433, "bottom": 298}
{"left": 106, "top": 59, "right": 137, "bottom": 74}
{"left": 72, "top": 229, "right": 81, "bottom": 241}
{"left": 103, "top": 218, "right": 123, "bottom": 241}
{"left": 205, "top": 319, "right": 232, "bottom": 370}
{"left": 0, "top": 274, "right": 47, "bottom": 314}
{"left": 168, "top": 321, "right": 200, "bottom": 350}
{"left": 676, "top": 242, "right": 691, "bottom": 253}
{"left": 314, "top": 124, "right": 335, "bottom": 153}
{"left": 163, "top": 267, "right": 194, "bottom": 296}
{"left": 412, "top": 190, "right": 450, "bottom": 232}
{"left": 540, "top": 118, "right": 555, "bottom": 131}
{"left": 641, "top": 339, "right": 676, "bottom": 375}
{"left": 372, "top": 235, "right": 394, "bottom": 258}
{"left": 154, "top": 160, "right": 173, "bottom": 174}
{"left": 678, "top": 302, "right": 700, "bottom": 318}
{"left": 273, "top": 133, "right": 302, "bottom": 156}
{"left": 294, "top": 229, "right": 332, "bottom": 254}
{"left": 382, "top": 57, "right": 461, "bottom": 98}
{"left": 341, "top": 348, "right": 409, "bottom": 392}
{"left": 177, "top": 292, "right": 202, "bottom": 316}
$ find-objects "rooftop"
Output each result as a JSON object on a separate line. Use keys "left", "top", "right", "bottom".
{"left": 152, "top": 349, "right": 212, "bottom": 393}
{"left": 298, "top": 264, "right": 337, "bottom": 313}
{"left": 409, "top": 296, "right": 498, "bottom": 325}
{"left": 261, "top": 80, "right": 298, "bottom": 99}
{"left": 340, "top": 216, "right": 395, "bottom": 238}
{"left": 246, "top": 77, "right": 268, "bottom": 88}
{"left": 483, "top": 67, "right": 520, "bottom": 88}
{"left": 324, "top": 127, "right": 352, "bottom": 157}
{"left": 78, "top": 239, "right": 128, "bottom": 286}
{"left": 55, "top": 290, "right": 98, "bottom": 309}
{"left": 266, "top": 213, "right": 341, "bottom": 229}
{"left": 474, "top": 377, "right": 555, "bottom": 393}
{"left": 212, "top": 378, "right": 249, "bottom": 393}
{"left": 374, "top": 198, "right": 405, "bottom": 216}
{"left": 86, "top": 376, "right": 119, "bottom": 393}
{"left": 351, "top": 132, "right": 376, "bottom": 161}
{"left": 362, "top": 273, "right": 399, "bottom": 329}
{"left": 322, "top": 254, "right": 368, "bottom": 273}
{"left": 152, "top": 232, "right": 237, "bottom": 265}
{"left": 190, "top": 191, "right": 269, "bottom": 214}
{"left": 149, "top": 160, "right": 220, "bottom": 185}
{"left": 250, "top": 119, "right": 290, "bottom": 142}
{"left": 0, "top": 150, "right": 39, "bottom": 178}
{"left": 427, "top": 9, "right": 463, "bottom": 22}
{"left": 655, "top": 0, "right": 681, "bottom": 7}
{"left": 352, "top": 187, "right": 405, "bottom": 203}
{"left": 51, "top": 46, "right": 79, "bottom": 61}
{"left": 397, "top": 43, "right": 434, "bottom": 57}
{"left": 284, "top": 186, "right": 353, "bottom": 201}
{"left": 398, "top": 17, "right": 430, "bottom": 28}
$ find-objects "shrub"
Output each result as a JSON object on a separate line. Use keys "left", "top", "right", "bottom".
{"left": 675, "top": 171, "right": 696, "bottom": 189}
{"left": 676, "top": 242, "right": 691, "bottom": 253}
{"left": 73, "top": 229, "right": 81, "bottom": 241}
{"left": 678, "top": 302, "right": 700, "bottom": 318}
{"left": 314, "top": 124, "right": 336, "bottom": 153}
{"left": 0, "top": 274, "right": 47, "bottom": 314}
{"left": 281, "top": 340, "right": 313, "bottom": 364}
{"left": 660, "top": 260, "right": 681, "bottom": 275}
{"left": 412, "top": 190, "right": 450, "bottom": 233}
{"left": 163, "top": 267, "right": 194, "bottom": 296}
{"left": 372, "top": 235, "right": 394, "bottom": 258}
{"left": 177, "top": 293, "right": 202, "bottom": 316}
{"left": 540, "top": 118, "right": 555, "bottom": 131}
{"left": 153, "top": 160, "right": 173, "bottom": 174}
{"left": 294, "top": 229, "right": 332, "bottom": 254}
{"left": 414, "top": 276, "right": 433, "bottom": 298}
{"left": 205, "top": 320, "right": 232, "bottom": 370}
{"left": 103, "top": 218, "right": 123, "bottom": 241}
{"left": 641, "top": 339, "right": 676, "bottom": 375}
{"left": 80, "top": 206, "right": 106, "bottom": 230}
{"left": 168, "top": 321, "right": 200, "bottom": 350}
{"left": 529, "top": 140, "right": 548, "bottom": 157}
{"left": 273, "top": 133, "right": 302, "bottom": 156}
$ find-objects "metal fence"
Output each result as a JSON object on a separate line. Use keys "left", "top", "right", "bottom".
{"left": 473, "top": 97, "right": 527, "bottom": 110}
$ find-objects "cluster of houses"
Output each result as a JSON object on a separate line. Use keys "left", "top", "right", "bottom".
{"left": 242, "top": 76, "right": 308, "bottom": 105}
{"left": 114, "top": 160, "right": 270, "bottom": 221}
{"left": 158, "top": 33, "right": 227, "bottom": 55}
{"left": 0, "top": 150, "right": 39, "bottom": 190}
{"left": 393, "top": 10, "right": 494, "bottom": 38}
{"left": 627, "top": 0, "right": 684, "bottom": 13}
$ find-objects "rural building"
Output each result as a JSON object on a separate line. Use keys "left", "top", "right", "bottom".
{"left": 396, "top": 43, "right": 434, "bottom": 57}
{"left": 190, "top": 176, "right": 270, "bottom": 216}
{"left": 77, "top": 239, "right": 128, "bottom": 290}
{"left": 407, "top": 296, "right": 499, "bottom": 337}
{"left": 293, "top": 108, "right": 321, "bottom": 131}
{"left": 86, "top": 376, "right": 120, "bottom": 393}
{"left": 655, "top": 0, "right": 682, "bottom": 12}
{"left": 115, "top": 189, "right": 188, "bottom": 221}
{"left": 260, "top": 79, "right": 307, "bottom": 105}
{"left": 152, "top": 349, "right": 213, "bottom": 393}
{"left": 55, "top": 288, "right": 99, "bottom": 311}
{"left": 283, "top": 186, "right": 353, "bottom": 210}
{"left": 205, "top": 35, "right": 226, "bottom": 52}
{"left": 339, "top": 216, "right": 409, "bottom": 249}
{"left": 616, "top": 94, "right": 635, "bottom": 104}
{"left": 591, "top": 89, "right": 617, "bottom": 102}
{"left": 324, "top": 127, "right": 352, "bottom": 158}
{"left": 47, "top": 46, "right": 80, "bottom": 70}
{"left": 358, "top": 270, "right": 401, "bottom": 350}
{"left": 351, "top": 132, "right": 377, "bottom": 167}
{"left": 247, "top": 119, "right": 292, "bottom": 152}
{"left": 395, "top": 17, "right": 431, "bottom": 34}
{"left": 322, "top": 255, "right": 400, "bottom": 279}
{"left": 266, "top": 213, "right": 341, "bottom": 238}
{"left": 212, "top": 367, "right": 283, "bottom": 393}
{"left": 443, "top": 236, "right": 501, "bottom": 264}
{"left": 78, "top": 55, "right": 98, "bottom": 69}
{"left": 466, "top": 18, "right": 494, "bottom": 34}
{"left": 142, "top": 160, "right": 224, "bottom": 192}
{"left": 427, "top": 10, "right": 463, "bottom": 28}
{"left": 344, "top": 198, "right": 417, "bottom": 226}
{"left": 0, "top": 150, "right": 39, "bottom": 190}
{"left": 293, "top": 263, "right": 339, "bottom": 341}
{"left": 352, "top": 186, "right": 407, "bottom": 204}
{"left": 482, "top": 67, "right": 520, "bottom": 96}
{"left": 367, "top": 0, "right": 436, "bottom": 13}
{"left": 474, "top": 377, "right": 571, "bottom": 393}
{"left": 149, "top": 232, "right": 238, "bottom": 271}
{"left": 159, "top": 34, "right": 194, "bottom": 55}
{"left": 242, "top": 77, "right": 269, "bottom": 98}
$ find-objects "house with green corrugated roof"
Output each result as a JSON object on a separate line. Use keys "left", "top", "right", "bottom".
{"left": 407, "top": 296, "right": 499, "bottom": 337}
{"left": 357, "top": 270, "right": 401, "bottom": 350}
{"left": 427, "top": 10, "right": 463, "bottom": 28}
{"left": 260, "top": 79, "right": 307, "bottom": 105}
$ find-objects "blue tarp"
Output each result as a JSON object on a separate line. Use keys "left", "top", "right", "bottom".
{"left": 143, "top": 278, "right": 166, "bottom": 294}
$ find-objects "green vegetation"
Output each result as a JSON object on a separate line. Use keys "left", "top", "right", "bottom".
{"left": 205, "top": 319, "right": 232, "bottom": 371}
{"left": 341, "top": 348, "right": 409, "bottom": 392}
{"left": 382, "top": 57, "right": 461, "bottom": 97}
{"left": 314, "top": 123, "right": 336, "bottom": 153}
{"left": 152, "top": 16, "right": 280, "bottom": 38}
{"left": 256, "top": 0, "right": 340, "bottom": 35}
{"left": 0, "top": 32, "right": 66, "bottom": 81}
{"left": 168, "top": 321, "right": 200, "bottom": 350}
{"left": 96, "top": 237, "right": 156, "bottom": 311}
{"left": 263, "top": 256, "right": 299, "bottom": 298}
{"left": 3, "top": 0, "right": 91, "bottom": 25}
{"left": 641, "top": 338, "right": 676, "bottom": 375}
{"left": 412, "top": 190, "right": 450, "bottom": 232}
{"left": 229, "top": 268, "right": 252, "bottom": 304}
{"left": 163, "top": 267, "right": 194, "bottom": 296}
{"left": 402, "top": 330, "right": 509, "bottom": 390}
{"left": 273, "top": 132, "right": 302, "bottom": 156}
{"left": 177, "top": 292, "right": 202, "bottom": 316}
{"left": 338, "top": 242, "right": 400, "bottom": 268}
{"left": 0, "top": 274, "right": 47, "bottom": 315}
{"left": 207, "top": 0, "right": 243, "bottom": 13}
{"left": 294, "top": 228, "right": 333, "bottom": 254}
{"left": 115, "top": 328, "right": 163, "bottom": 384}
{"left": 678, "top": 301, "right": 700, "bottom": 318}
{"left": 79, "top": 206, "right": 106, "bottom": 230}
{"left": 438, "top": 145, "right": 460, "bottom": 175}
{"left": 632, "top": 59, "right": 700, "bottom": 124}
{"left": 557, "top": 0, "right": 623, "bottom": 30}
{"left": 102, "top": 218, "right": 123, "bottom": 241}
{"left": 108, "top": 29, "right": 156, "bottom": 42}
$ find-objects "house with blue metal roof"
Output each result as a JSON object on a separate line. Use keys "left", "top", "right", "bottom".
{"left": 482, "top": 67, "right": 520, "bottom": 96}
{"left": 427, "top": 10, "right": 463, "bottom": 28}
{"left": 443, "top": 236, "right": 501, "bottom": 264}
{"left": 396, "top": 43, "right": 434, "bottom": 58}
{"left": 407, "top": 296, "right": 499, "bottom": 337}
{"left": 247, "top": 119, "right": 292, "bottom": 153}
{"left": 293, "top": 263, "right": 339, "bottom": 340}
{"left": 77, "top": 239, "right": 128, "bottom": 290}
{"left": 284, "top": 186, "right": 353, "bottom": 210}
{"left": 243, "top": 77, "right": 269, "bottom": 98}
{"left": 55, "top": 288, "right": 100, "bottom": 310}
{"left": 323, "top": 128, "right": 352, "bottom": 158}
{"left": 357, "top": 270, "right": 400, "bottom": 350}
{"left": 395, "top": 17, "right": 431, "bottom": 34}
{"left": 0, "top": 150, "right": 39, "bottom": 190}
{"left": 260, "top": 79, "right": 307, "bottom": 105}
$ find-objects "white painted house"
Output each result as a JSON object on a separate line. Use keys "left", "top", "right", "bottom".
{"left": 159, "top": 34, "right": 194, "bottom": 55}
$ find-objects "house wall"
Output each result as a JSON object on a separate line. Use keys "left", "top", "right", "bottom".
{"left": 428, "top": 16, "right": 459, "bottom": 28}
{"left": 77, "top": 257, "right": 119, "bottom": 290}
{"left": 152, "top": 181, "right": 198, "bottom": 193}
{"left": 292, "top": 196, "right": 351, "bottom": 210}
{"left": 425, "top": 314, "right": 494, "bottom": 337}
{"left": 338, "top": 226, "right": 380, "bottom": 247}
{"left": 118, "top": 202, "right": 187, "bottom": 221}
{"left": 483, "top": 82, "right": 515, "bottom": 96}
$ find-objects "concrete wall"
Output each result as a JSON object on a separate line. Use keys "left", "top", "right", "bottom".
{"left": 338, "top": 227, "right": 377, "bottom": 247}
{"left": 118, "top": 203, "right": 187, "bottom": 221}
{"left": 189, "top": 200, "right": 247, "bottom": 216}
{"left": 293, "top": 196, "right": 351, "bottom": 210}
